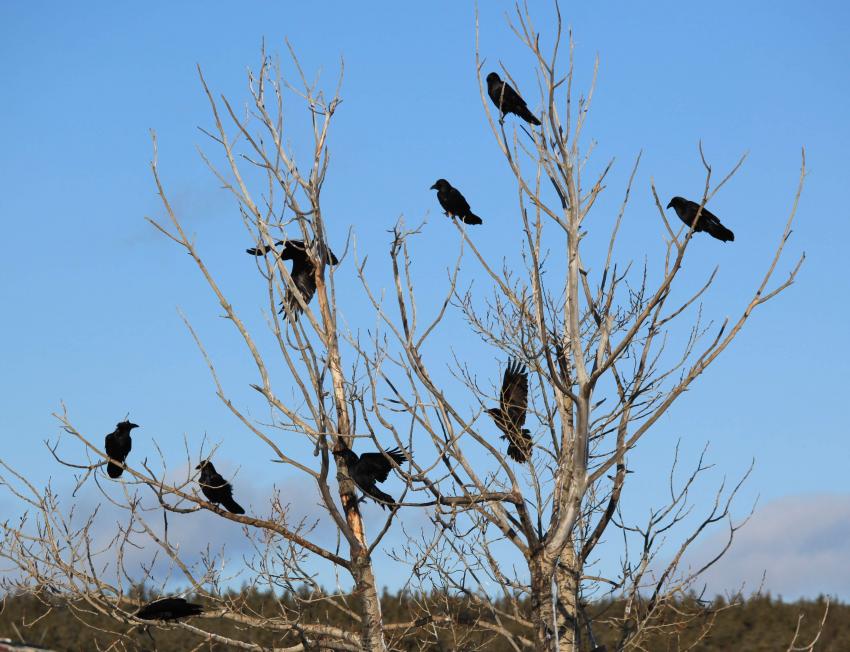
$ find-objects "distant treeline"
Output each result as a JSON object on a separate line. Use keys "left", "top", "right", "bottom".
{"left": 0, "top": 589, "right": 842, "bottom": 651}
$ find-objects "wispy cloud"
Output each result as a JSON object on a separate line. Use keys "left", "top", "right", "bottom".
{"left": 687, "top": 493, "right": 850, "bottom": 600}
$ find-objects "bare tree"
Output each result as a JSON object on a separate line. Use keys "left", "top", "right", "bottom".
{"left": 344, "top": 4, "right": 807, "bottom": 651}
{"left": 0, "top": 4, "right": 814, "bottom": 652}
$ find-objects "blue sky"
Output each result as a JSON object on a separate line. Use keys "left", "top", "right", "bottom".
{"left": 0, "top": 1, "right": 848, "bottom": 600}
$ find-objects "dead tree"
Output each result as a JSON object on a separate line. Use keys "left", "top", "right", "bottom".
{"left": 346, "top": 4, "right": 807, "bottom": 651}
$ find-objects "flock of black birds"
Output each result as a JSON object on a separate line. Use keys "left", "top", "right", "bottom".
{"left": 104, "top": 71, "right": 734, "bottom": 623}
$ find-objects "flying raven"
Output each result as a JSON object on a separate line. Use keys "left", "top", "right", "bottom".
{"left": 333, "top": 446, "right": 407, "bottom": 509}
{"left": 104, "top": 420, "right": 139, "bottom": 479}
{"left": 486, "top": 72, "right": 542, "bottom": 126}
{"left": 486, "top": 359, "right": 532, "bottom": 463}
{"left": 246, "top": 239, "right": 339, "bottom": 320}
{"left": 196, "top": 460, "right": 245, "bottom": 514}
{"left": 136, "top": 597, "right": 204, "bottom": 621}
{"left": 430, "top": 179, "right": 483, "bottom": 225}
{"left": 666, "top": 197, "right": 734, "bottom": 242}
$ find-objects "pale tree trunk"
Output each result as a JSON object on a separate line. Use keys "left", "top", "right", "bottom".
{"left": 555, "top": 545, "right": 580, "bottom": 652}
{"left": 530, "top": 554, "right": 558, "bottom": 651}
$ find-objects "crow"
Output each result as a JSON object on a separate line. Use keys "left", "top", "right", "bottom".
{"left": 333, "top": 446, "right": 407, "bottom": 509}
{"left": 104, "top": 420, "right": 139, "bottom": 478}
{"left": 666, "top": 197, "right": 734, "bottom": 242}
{"left": 196, "top": 460, "right": 245, "bottom": 514}
{"left": 246, "top": 239, "right": 339, "bottom": 320}
{"left": 136, "top": 597, "right": 204, "bottom": 621}
{"left": 486, "top": 72, "right": 542, "bottom": 126}
{"left": 486, "top": 359, "right": 532, "bottom": 463}
{"left": 430, "top": 179, "right": 483, "bottom": 225}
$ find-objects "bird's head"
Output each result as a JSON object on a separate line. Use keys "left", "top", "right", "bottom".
{"left": 485, "top": 407, "right": 501, "bottom": 419}
{"left": 486, "top": 72, "right": 500, "bottom": 85}
{"left": 117, "top": 420, "right": 139, "bottom": 431}
{"left": 430, "top": 179, "right": 449, "bottom": 191}
{"left": 195, "top": 460, "right": 210, "bottom": 472}
{"left": 666, "top": 197, "right": 685, "bottom": 210}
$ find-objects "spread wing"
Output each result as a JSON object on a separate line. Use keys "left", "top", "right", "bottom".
{"left": 281, "top": 258, "right": 317, "bottom": 318}
{"left": 500, "top": 359, "right": 528, "bottom": 431}
{"left": 357, "top": 448, "right": 405, "bottom": 484}
{"left": 246, "top": 240, "right": 285, "bottom": 256}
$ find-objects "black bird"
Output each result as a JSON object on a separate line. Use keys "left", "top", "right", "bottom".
{"left": 486, "top": 359, "right": 532, "bottom": 463}
{"left": 104, "top": 420, "right": 139, "bottom": 479}
{"left": 246, "top": 239, "right": 339, "bottom": 320}
{"left": 486, "top": 72, "right": 542, "bottom": 126}
{"left": 333, "top": 446, "right": 407, "bottom": 509}
{"left": 136, "top": 597, "right": 204, "bottom": 621}
{"left": 666, "top": 197, "right": 734, "bottom": 242}
{"left": 430, "top": 179, "right": 483, "bottom": 225}
{"left": 196, "top": 460, "right": 245, "bottom": 514}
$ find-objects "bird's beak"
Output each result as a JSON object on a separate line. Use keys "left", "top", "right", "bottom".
{"left": 129, "top": 423, "right": 139, "bottom": 429}
{"left": 429, "top": 183, "right": 437, "bottom": 190}
{"left": 665, "top": 201, "right": 673, "bottom": 209}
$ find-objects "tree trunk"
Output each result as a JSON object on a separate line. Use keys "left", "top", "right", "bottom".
{"left": 351, "top": 555, "right": 387, "bottom": 651}
{"left": 530, "top": 556, "right": 558, "bottom": 651}
{"left": 555, "top": 544, "right": 580, "bottom": 652}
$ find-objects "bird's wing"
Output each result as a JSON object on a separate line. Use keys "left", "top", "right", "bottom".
{"left": 282, "top": 261, "right": 318, "bottom": 316}
{"left": 280, "top": 240, "right": 308, "bottom": 262}
{"left": 447, "top": 187, "right": 471, "bottom": 214}
{"left": 246, "top": 240, "right": 284, "bottom": 256}
{"left": 492, "top": 79, "right": 528, "bottom": 111}
{"left": 357, "top": 451, "right": 400, "bottom": 484}
{"left": 500, "top": 359, "right": 528, "bottom": 429}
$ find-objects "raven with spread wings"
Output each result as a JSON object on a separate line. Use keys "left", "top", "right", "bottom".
{"left": 333, "top": 446, "right": 407, "bottom": 508}
{"left": 486, "top": 359, "right": 532, "bottom": 463}
{"left": 246, "top": 239, "right": 339, "bottom": 320}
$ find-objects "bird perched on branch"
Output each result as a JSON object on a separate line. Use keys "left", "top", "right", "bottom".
{"left": 104, "top": 420, "right": 138, "bottom": 478}
{"left": 487, "top": 359, "right": 532, "bottom": 463}
{"left": 136, "top": 597, "right": 204, "bottom": 621}
{"left": 196, "top": 460, "right": 245, "bottom": 514}
{"left": 246, "top": 239, "right": 339, "bottom": 320}
{"left": 666, "top": 197, "right": 734, "bottom": 242}
{"left": 486, "top": 72, "right": 542, "bottom": 126}
{"left": 430, "top": 179, "right": 483, "bottom": 225}
{"left": 333, "top": 446, "right": 407, "bottom": 509}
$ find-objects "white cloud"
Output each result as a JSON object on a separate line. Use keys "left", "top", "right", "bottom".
{"left": 688, "top": 493, "right": 850, "bottom": 600}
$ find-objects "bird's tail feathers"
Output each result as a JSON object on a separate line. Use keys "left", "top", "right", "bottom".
{"left": 107, "top": 461, "right": 124, "bottom": 478}
{"left": 462, "top": 213, "right": 483, "bottom": 225}
{"left": 705, "top": 221, "right": 735, "bottom": 242}
{"left": 222, "top": 497, "right": 245, "bottom": 515}
{"left": 518, "top": 106, "right": 542, "bottom": 126}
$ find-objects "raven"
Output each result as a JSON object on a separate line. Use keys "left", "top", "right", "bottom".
{"left": 430, "top": 179, "right": 483, "bottom": 225}
{"left": 104, "top": 420, "right": 138, "bottom": 479}
{"left": 196, "top": 460, "right": 245, "bottom": 514}
{"left": 486, "top": 359, "right": 532, "bottom": 463}
{"left": 666, "top": 197, "right": 734, "bottom": 242}
{"left": 246, "top": 239, "right": 339, "bottom": 320}
{"left": 486, "top": 72, "right": 542, "bottom": 126}
{"left": 136, "top": 597, "right": 204, "bottom": 621}
{"left": 333, "top": 446, "right": 406, "bottom": 508}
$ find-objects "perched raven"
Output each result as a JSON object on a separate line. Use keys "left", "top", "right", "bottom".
{"left": 486, "top": 359, "right": 532, "bottom": 463}
{"left": 104, "top": 420, "right": 138, "bottom": 479}
{"left": 486, "top": 72, "right": 542, "bottom": 126}
{"left": 196, "top": 460, "right": 245, "bottom": 514}
{"left": 333, "top": 446, "right": 407, "bottom": 509}
{"left": 666, "top": 197, "right": 734, "bottom": 242}
{"left": 136, "top": 597, "right": 204, "bottom": 621}
{"left": 246, "top": 239, "right": 339, "bottom": 320}
{"left": 430, "top": 179, "right": 483, "bottom": 225}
